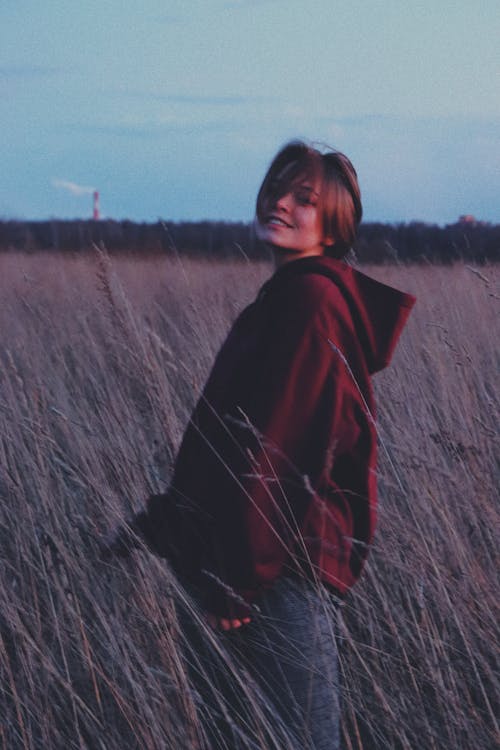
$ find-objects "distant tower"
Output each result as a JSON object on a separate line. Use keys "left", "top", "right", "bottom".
{"left": 458, "top": 214, "right": 476, "bottom": 225}
{"left": 93, "top": 190, "right": 100, "bottom": 220}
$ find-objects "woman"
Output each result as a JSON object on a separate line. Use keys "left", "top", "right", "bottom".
{"left": 107, "top": 141, "right": 415, "bottom": 748}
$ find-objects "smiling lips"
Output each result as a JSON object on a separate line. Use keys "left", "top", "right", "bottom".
{"left": 265, "top": 215, "right": 293, "bottom": 228}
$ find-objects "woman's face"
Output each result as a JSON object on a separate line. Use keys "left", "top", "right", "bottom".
{"left": 255, "top": 166, "right": 332, "bottom": 263}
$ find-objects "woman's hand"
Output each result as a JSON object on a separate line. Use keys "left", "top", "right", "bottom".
{"left": 206, "top": 613, "right": 251, "bottom": 631}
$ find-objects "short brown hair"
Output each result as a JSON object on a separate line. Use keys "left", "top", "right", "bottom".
{"left": 256, "top": 140, "right": 362, "bottom": 259}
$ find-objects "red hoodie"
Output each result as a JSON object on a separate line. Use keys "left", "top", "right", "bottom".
{"left": 136, "top": 256, "right": 415, "bottom": 617}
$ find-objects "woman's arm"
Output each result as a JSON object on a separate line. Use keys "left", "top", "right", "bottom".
{"left": 197, "top": 273, "right": 363, "bottom": 617}
{"left": 104, "top": 274, "right": 365, "bottom": 620}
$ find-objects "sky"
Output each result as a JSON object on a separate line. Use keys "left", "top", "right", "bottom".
{"left": 1, "top": 0, "right": 499, "bottom": 225}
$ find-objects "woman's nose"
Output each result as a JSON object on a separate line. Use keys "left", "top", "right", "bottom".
{"left": 274, "top": 191, "right": 292, "bottom": 211}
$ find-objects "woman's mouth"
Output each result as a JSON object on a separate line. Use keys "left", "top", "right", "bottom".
{"left": 266, "top": 215, "right": 293, "bottom": 228}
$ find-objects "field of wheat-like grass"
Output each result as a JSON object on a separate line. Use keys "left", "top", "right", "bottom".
{"left": 0, "top": 250, "right": 498, "bottom": 749}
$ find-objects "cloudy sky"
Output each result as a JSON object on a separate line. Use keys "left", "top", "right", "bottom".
{"left": 1, "top": 0, "right": 499, "bottom": 224}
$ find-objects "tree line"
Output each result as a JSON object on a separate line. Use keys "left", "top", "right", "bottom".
{"left": 0, "top": 219, "right": 498, "bottom": 263}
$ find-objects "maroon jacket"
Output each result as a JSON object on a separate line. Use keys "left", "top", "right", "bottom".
{"left": 136, "top": 256, "right": 415, "bottom": 617}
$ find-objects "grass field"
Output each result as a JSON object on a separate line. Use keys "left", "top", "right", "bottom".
{"left": 0, "top": 251, "right": 498, "bottom": 749}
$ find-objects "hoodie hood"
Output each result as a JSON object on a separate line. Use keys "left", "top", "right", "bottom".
{"left": 270, "top": 256, "right": 416, "bottom": 374}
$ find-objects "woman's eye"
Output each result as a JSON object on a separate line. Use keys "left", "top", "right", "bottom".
{"left": 296, "top": 192, "right": 317, "bottom": 206}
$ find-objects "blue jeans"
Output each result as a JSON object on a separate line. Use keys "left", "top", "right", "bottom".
{"left": 185, "top": 577, "right": 340, "bottom": 749}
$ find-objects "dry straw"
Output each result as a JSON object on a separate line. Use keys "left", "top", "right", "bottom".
{"left": 0, "top": 251, "right": 498, "bottom": 748}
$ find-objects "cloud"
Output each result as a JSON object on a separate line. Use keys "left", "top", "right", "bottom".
{"left": 223, "top": 0, "right": 281, "bottom": 7}
{"left": 63, "top": 114, "right": 252, "bottom": 138}
{"left": 119, "top": 89, "right": 272, "bottom": 106}
{"left": 52, "top": 179, "right": 95, "bottom": 196}
{"left": 151, "top": 14, "right": 184, "bottom": 24}
{"left": 150, "top": 93, "right": 250, "bottom": 106}
{"left": 0, "top": 65, "right": 61, "bottom": 78}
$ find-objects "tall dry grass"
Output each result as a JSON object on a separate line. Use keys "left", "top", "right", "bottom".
{"left": 0, "top": 251, "right": 498, "bottom": 749}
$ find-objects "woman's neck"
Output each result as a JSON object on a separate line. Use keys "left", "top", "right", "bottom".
{"left": 272, "top": 247, "right": 326, "bottom": 268}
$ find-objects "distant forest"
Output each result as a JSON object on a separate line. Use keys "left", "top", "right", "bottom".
{"left": 0, "top": 218, "right": 498, "bottom": 263}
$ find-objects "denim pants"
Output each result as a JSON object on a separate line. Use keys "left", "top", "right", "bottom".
{"left": 185, "top": 577, "right": 340, "bottom": 749}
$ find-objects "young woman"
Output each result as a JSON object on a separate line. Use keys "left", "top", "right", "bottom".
{"left": 107, "top": 141, "right": 415, "bottom": 748}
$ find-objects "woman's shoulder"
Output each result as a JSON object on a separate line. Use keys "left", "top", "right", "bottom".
{"left": 260, "top": 268, "right": 351, "bottom": 344}
{"left": 265, "top": 264, "right": 347, "bottom": 320}
{"left": 266, "top": 265, "right": 340, "bottom": 305}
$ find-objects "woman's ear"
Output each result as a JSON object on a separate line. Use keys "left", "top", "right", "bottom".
{"left": 323, "top": 235, "right": 335, "bottom": 248}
